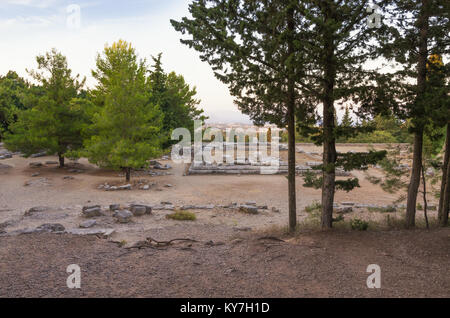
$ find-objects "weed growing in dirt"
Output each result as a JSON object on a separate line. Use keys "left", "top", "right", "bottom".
{"left": 305, "top": 201, "right": 322, "bottom": 213}
{"left": 166, "top": 210, "right": 197, "bottom": 221}
{"left": 368, "top": 206, "right": 397, "bottom": 213}
{"left": 350, "top": 219, "right": 369, "bottom": 231}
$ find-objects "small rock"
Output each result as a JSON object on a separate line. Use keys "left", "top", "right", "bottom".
{"left": 115, "top": 210, "right": 133, "bottom": 223}
{"left": 239, "top": 205, "right": 258, "bottom": 214}
{"left": 35, "top": 223, "right": 65, "bottom": 233}
{"left": 245, "top": 201, "right": 257, "bottom": 206}
{"left": 31, "top": 172, "right": 40, "bottom": 177}
{"left": 63, "top": 176, "right": 74, "bottom": 180}
{"left": 334, "top": 206, "right": 353, "bottom": 214}
{"left": 45, "top": 161, "right": 59, "bottom": 165}
{"left": 79, "top": 220, "right": 97, "bottom": 228}
{"left": 142, "top": 185, "right": 150, "bottom": 190}
{"left": 109, "top": 204, "right": 120, "bottom": 212}
{"left": 165, "top": 184, "right": 173, "bottom": 188}
{"left": 341, "top": 202, "right": 355, "bottom": 206}
{"left": 271, "top": 207, "right": 281, "bottom": 213}
{"left": 118, "top": 184, "right": 132, "bottom": 190}
{"left": 29, "top": 162, "right": 43, "bottom": 168}
{"left": 82, "top": 207, "right": 102, "bottom": 218}
{"left": 25, "top": 206, "right": 49, "bottom": 216}
{"left": 30, "top": 152, "right": 47, "bottom": 158}
{"left": 130, "top": 206, "right": 147, "bottom": 216}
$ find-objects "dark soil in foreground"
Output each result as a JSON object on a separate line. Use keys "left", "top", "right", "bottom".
{"left": 0, "top": 227, "right": 449, "bottom": 298}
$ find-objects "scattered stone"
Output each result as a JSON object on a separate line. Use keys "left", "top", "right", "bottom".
{"left": 142, "top": 185, "right": 150, "bottom": 190}
{"left": 161, "top": 201, "right": 172, "bottom": 205}
{"left": 35, "top": 223, "right": 65, "bottom": 233}
{"left": 130, "top": 205, "right": 147, "bottom": 216}
{"left": 109, "top": 204, "right": 121, "bottom": 212}
{"left": 239, "top": 205, "right": 259, "bottom": 214}
{"left": 245, "top": 201, "right": 257, "bottom": 206}
{"left": 80, "top": 220, "right": 97, "bottom": 228}
{"left": 30, "top": 152, "right": 47, "bottom": 158}
{"left": 0, "top": 163, "right": 12, "bottom": 170}
{"left": 31, "top": 172, "right": 40, "bottom": 177}
{"left": 82, "top": 206, "right": 102, "bottom": 218}
{"left": 63, "top": 176, "right": 74, "bottom": 180}
{"left": 334, "top": 206, "right": 353, "bottom": 214}
{"left": 271, "top": 207, "right": 281, "bottom": 213}
{"left": 115, "top": 210, "right": 133, "bottom": 223}
{"left": 29, "top": 162, "right": 43, "bottom": 168}
{"left": 45, "top": 161, "right": 59, "bottom": 165}
{"left": 24, "top": 178, "right": 51, "bottom": 187}
{"left": 234, "top": 226, "right": 252, "bottom": 232}
{"left": 257, "top": 205, "right": 268, "bottom": 210}
{"left": 68, "top": 169, "right": 83, "bottom": 173}
{"left": 118, "top": 184, "right": 132, "bottom": 190}
{"left": 165, "top": 184, "right": 173, "bottom": 188}
{"left": 341, "top": 202, "right": 355, "bottom": 206}
{"left": 25, "top": 206, "right": 49, "bottom": 216}
{"left": 66, "top": 228, "right": 115, "bottom": 237}
{"left": 0, "top": 153, "right": 12, "bottom": 160}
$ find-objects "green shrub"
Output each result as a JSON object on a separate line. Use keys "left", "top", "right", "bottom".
{"left": 166, "top": 210, "right": 197, "bottom": 221}
{"left": 350, "top": 218, "right": 369, "bottom": 231}
{"left": 368, "top": 206, "right": 397, "bottom": 213}
{"left": 305, "top": 201, "right": 322, "bottom": 213}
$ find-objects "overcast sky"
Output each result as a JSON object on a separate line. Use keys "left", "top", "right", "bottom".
{"left": 0, "top": 0, "right": 252, "bottom": 123}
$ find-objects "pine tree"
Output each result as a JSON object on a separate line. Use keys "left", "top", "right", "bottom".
{"left": 293, "top": 0, "right": 388, "bottom": 228}
{"left": 85, "top": 40, "right": 163, "bottom": 182}
{"left": 148, "top": 53, "right": 206, "bottom": 148}
{"left": 373, "top": 0, "right": 450, "bottom": 228}
{"left": 171, "top": 0, "right": 310, "bottom": 232}
{"left": 0, "top": 71, "right": 27, "bottom": 139}
{"left": 4, "top": 49, "right": 86, "bottom": 167}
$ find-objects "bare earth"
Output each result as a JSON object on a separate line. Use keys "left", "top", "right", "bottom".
{"left": 0, "top": 144, "right": 449, "bottom": 297}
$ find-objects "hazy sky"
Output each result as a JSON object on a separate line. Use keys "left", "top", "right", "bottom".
{"left": 0, "top": 0, "right": 252, "bottom": 123}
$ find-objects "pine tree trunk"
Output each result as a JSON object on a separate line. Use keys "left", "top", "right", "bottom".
{"left": 287, "top": 7, "right": 297, "bottom": 233}
{"left": 440, "top": 149, "right": 450, "bottom": 227}
{"left": 438, "top": 123, "right": 449, "bottom": 226}
{"left": 321, "top": 10, "right": 336, "bottom": 230}
{"left": 58, "top": 153, "right": 65, "bottom": 168}
{"left": 406, "top": 0, "right": 429, "bottom": 229}
{"left": 322, "top": 98, "right": 336, "bottom": 229}
{"left": 406, "top": 132, "right": 423, "bottom": 228}
{"left": 125, "top": 168, "right": 131, "bottom": 182}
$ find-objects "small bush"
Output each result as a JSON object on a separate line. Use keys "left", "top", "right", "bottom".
{"left": 368, "top": 206, "right": 397, "bottom": 213}
{"left": 350, "top": 218, "right": 369, "bottom": 231}
{"left": 417, "top": 203, "right": 423, "bottom": 211}
{"left": 305, "top": 201, "right": 322, "bottom": 213}
{"left": 166, "top": 210, "right": 197, "bottom": 221}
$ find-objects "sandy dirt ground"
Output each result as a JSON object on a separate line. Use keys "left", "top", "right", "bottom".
{"left": 0, "top": 143, "right": 448, "bottom": 298}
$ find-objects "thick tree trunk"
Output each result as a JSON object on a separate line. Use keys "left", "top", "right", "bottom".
{"left": 440, "top": 149, "right": 450, "bottom": 227}
{"left": 438, "top": 123, "right": 450, "bottom": 225}
{"left": 406, "top": 132, "right": 423, "bottom": 228}
{"left": 58, "top": 153, "right": 65, "bottom": 168}
{"left": 322, "top": 98, "right": 336, "bottom": 229}
{"left": 321, "top": 7, "right": 336, "bottom": 230}
{"left": 287, "top": 7, "right": 297, "bottom": 233}
{"left": 406, "top": 0, "right": 429, "bottom": 229}
{"left": 125, "top": 168, "right": 131, "bottom": 182}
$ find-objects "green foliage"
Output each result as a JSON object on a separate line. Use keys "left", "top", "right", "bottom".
{"left": 4, "top": 49, "right": 86, "bottom": 165}
{"left": 166, "top": 210, "right": 197, "bottom": 221}
{"left": 84, "top": 40, "right": 163, "bottom": 179}
{"left": 368, "top": 206, "right": 397, "bottom": 213}
{"left": 304, "top": 201, "right": 322, "bottom": 213}
{"left": 148, "top": 53, "right": 206, "bottom": 147}
{"left": 350, "top": 219, "right": 369, "bottom": 231}
{"left": 0, "top": 71, "right": 28, "bottom": 139}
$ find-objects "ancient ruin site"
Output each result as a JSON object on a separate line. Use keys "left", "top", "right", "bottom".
{"left": 0, "top": 0, "right": 448, "bottom": 303}
{"left": 1, "top": 142, "right": 448, "bottom": 297}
